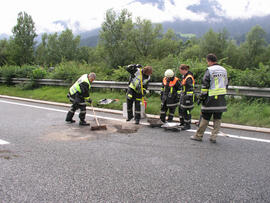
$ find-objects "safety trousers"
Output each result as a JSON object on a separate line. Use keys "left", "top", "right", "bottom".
{"left": 127, "top": 98, "right": 141, "bottom": 121}
{"left": 179, "top": 107, "right": 192, "bottom": 125}
{"left": 160, "top": 103, "right": 177, "bottom": 122}
{"left": 66, "top": 97, "right": 87, "bottom": 122}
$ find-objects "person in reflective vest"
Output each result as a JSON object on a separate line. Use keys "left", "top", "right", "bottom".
{"left": 160, "top": 69, "right": 181, "bottom": 123}
{"left": 126, "top": 64, "right": 152, "bottom": 124}
{"left": 191, "top": 53, "right": 228, "bottom": 143}
{"left": 178, "top": 64, "right": 195, "bottom": 130}
{"left": 65, "top": 73, "right": 96, "bottom": 126}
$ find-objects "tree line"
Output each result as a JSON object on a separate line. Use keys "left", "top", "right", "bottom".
{"left": 0, "top": 10, "right": 270, "bottom": 87}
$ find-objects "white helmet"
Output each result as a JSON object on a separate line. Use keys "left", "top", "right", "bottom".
{"left": 164, "top": 69, "right": 174, "bottom": 77}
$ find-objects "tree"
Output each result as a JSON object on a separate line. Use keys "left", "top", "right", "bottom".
{"left": 11, "top": 11, "right": 37, "bottom": 65}
{"left": 98, "top": 9, "right": 134, "bottom": 67}
{"left": 245, "top": 25, "right": 267, "bottom": 68}
{"left": 0, "top": 39, "right": 9, "bottom": 66}
{"left": 130, "top": 18, "right": 162, "bottom": 58}
{"left": 199, "top": 29, "right": 228, "bottom": 59}
{"left": 152, "top": 29, "right": 183, "bottom": 59}
{"left": 35, "top": 29, "right": 81, "bottom": 66}
{"left": 58, "top": 29, "right": 80, "bottom": 61}
{"left": 35, "top": 33, "right": 49, "bottom": 66}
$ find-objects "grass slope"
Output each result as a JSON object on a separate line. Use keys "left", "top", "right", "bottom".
{"left": 0, "top": 85, "right": 269, "bottom": 128}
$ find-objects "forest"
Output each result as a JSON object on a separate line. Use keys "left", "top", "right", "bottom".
{"left": 0, "top": 9, "right": 270, "bottom": 87}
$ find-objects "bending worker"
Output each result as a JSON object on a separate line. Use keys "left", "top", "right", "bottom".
{"left": 160, "top": 69, "right": 181, "bottom": 123}
{"left": 191, "top": 53, "right": 228, "bottom": 143}
{"left": 65, "top": 72, "right": 96, "bottom": 126}
{"left": 126, "top": 64, "right": 153, "bottom": 124}
{"left": 178, "top": 64, "right": 195, "bottom": 130}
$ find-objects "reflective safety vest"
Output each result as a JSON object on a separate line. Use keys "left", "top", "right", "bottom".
{"left": 181, "top": 74, "right": 195, "bottom": 96}
{"left": 69, "top": 74, "right": 91, "bottom": 96}
{"left": 207, "top": 65, "right": 227, "bottom": 96}
{"left": 163, "top": 77, "right": 179, "bottom": 86}
{"left": 129, "top": 69, "right": 150, "bottom": 93}
{"left": 162, "top": 77, "right": 180, "bottom": 95}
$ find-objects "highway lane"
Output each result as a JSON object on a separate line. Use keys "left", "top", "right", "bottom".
{"left": 1, "top": 97, "right": 270, "bottom": 202}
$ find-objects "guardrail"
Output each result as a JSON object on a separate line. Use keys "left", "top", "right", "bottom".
{"left": 0, "top": 77, "right": 270, "bottom": 98}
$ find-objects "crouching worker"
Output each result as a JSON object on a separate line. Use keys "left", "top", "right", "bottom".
{"left": 65, "top": 72, "right": 96, "bottom": 126}
{"left": 126, "top": 64, "right": 153, "bottom": 124}
{"left": 178, "top": 64, "right": 195, "bottom": 130}
{"left": 160, "top": 69, "right": 181, "bottom": 123}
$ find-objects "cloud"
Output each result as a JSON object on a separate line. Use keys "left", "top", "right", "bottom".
{"left": 1, "top": 0, "right": 270, "bottom": 36}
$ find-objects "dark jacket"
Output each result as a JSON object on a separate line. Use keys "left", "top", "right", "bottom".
{"left": 201, "top": 64, "right": 228, "bottom": 113}
{"left": 126, "top": 65, "right": 150, "bottom": 98}
{"left": 180, "top": 71, "right": 195, "bottom": 109}
{"left": 161, "top": 76, "right": 181, "bottom": 107}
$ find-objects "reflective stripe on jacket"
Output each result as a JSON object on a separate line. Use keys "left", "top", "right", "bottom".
{"left": 207, "top": 65, "right": 228, "bottom": 96}
{"left": 69, "top": 74, "right": 91, "bottom": 96}
{"left": 129, "top": 69, "right": 150, "bottom": 93}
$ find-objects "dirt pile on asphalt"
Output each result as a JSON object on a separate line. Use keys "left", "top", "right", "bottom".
{"left": 44, "top": 119, "right": 140, "bottom": 142}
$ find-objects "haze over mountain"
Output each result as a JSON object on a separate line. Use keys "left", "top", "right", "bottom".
{"left": 1, "top": 0, "right": 270, "bottom": 46}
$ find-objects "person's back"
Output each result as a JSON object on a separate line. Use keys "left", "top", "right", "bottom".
{"left": 191, "top": 54, "right": 228, "bottom": 143}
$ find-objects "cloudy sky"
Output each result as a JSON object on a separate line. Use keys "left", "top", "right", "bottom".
{"left": 1, "top": 0, "right": 270, "bottom": 35}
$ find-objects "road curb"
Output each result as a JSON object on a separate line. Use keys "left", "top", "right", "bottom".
{"left": 1, "top": 94, "right": 270, "bottom": 134}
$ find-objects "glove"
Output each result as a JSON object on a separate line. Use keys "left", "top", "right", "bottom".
{"left": 197, "top": 93, "right": 207, "bottom": 105}
{"left": 86, "top": 98, "right": 92, "bottom": 104}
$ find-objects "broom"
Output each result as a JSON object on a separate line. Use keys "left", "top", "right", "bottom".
{"left": 90, "top": 103, "right": 107, "bottom": 131}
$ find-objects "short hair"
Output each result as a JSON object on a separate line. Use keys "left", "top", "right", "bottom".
{"left": 143, "top": 66, "right": 153, "bottom": 76}
{"left": 206, "top": 53, "right": 217, "bottom": 62}
{"left": 88, "top": 72, "right": 96, "bottom": 79}
{"left": 179, "top": 64, "right": 190, "bottom": 71}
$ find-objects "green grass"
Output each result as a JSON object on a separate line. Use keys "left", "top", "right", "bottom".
{"left": 0, "top": 84, "right": 270, "bottom": 128}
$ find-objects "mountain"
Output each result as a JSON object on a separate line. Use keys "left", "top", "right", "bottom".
{"left": 0, "top": 33, "right": 9, "bottom": 40}
{"left": 78, "top": 14, "right": 270, "bottom": 47}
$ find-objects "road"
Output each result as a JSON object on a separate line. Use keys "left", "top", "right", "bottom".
{"left": 1, "top": 97, "right": 270, "bottom": 202}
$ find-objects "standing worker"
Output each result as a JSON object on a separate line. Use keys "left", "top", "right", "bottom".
{"left": 126, "top": 64, "right": 153, "bottom": 124}
{"left": 160, "top": 69, "right": 181, "bottom": 123}
{"left": 65, "top": 72, "right": 96, "bottom": 126}
{"left": 178, "top": 64, "right": 195, "bottom": 130}
{"left": 191, "top": 53, "right": 228, "bottom": 143}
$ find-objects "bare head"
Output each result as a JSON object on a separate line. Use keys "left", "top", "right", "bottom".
{"left": 143, "top": 66, "right": 153, "bottom": 76}
{"left": 206, "top": 53, "right": 217, "bottom": 66}
{"left": 179, "top": 64, "right": 189, "bottom": 75}
{"left": 88, "top": 72, "right": 96, "bottom": 83}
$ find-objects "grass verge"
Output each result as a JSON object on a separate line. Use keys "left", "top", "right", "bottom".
{"left": 0, "top": 84, "right": 269, "bottom": 128}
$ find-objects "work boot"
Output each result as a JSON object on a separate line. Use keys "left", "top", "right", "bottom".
{"left": 66, "top": 119, "right": 76, "bottom": 123}
{"left": 210, "top": 119, "right": 221, "bottom": 143}
{"left": 126, "top": 115, "right": 134, "bottom": 122}
{"left": 179, "top": 122, "right": 184, "bottom": 127}
{"left": 135, "top": 119, "right": 140, "bottom": 125}
{"left": 190, "top": 118, "right": 209, "bottom": 141}
{"left": 79, "top": 120, "right": 90, "bottom": 126}
{"left": 181, "top": 123, "right": 191, "bottom": 131}
{"left": 190, "top": 135, "right": 202, "bottom": 141}
{"left": 66, "top": 111, "right": 75, "bottom": 123}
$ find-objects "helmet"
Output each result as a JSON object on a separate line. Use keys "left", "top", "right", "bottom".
{"left": 164, "top": 69, "right": 174, "bottom": 77}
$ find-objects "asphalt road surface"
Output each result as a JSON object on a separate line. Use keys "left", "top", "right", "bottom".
{"left": 1, "top": 97, "right": 270, "bottom": 202}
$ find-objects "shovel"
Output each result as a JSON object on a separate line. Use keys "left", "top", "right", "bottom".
{"left": 90, "top": 103, "right": 107, "bottom": 131}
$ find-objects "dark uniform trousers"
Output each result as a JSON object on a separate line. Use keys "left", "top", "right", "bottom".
{"left": 66, "top": 93, "right": 87, "bottom": 121}
{"left": 127, "top": 88, "right": 142, "bottom": 121}
{"left": 160, "top": 102, "right": 177, "bottom": 122}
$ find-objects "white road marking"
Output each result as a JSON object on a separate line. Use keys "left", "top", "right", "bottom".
{"left": 187, "top": 129, "right": 270, "bottom": 143}
{"left": 0, "top": 139, "right": 10, "bottom": 145}
{"left": 1, "top": 99, "right": 270, "bottom": 144}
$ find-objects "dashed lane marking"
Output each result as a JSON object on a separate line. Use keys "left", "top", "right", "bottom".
{"left": 1, "top": 99, "right": 270, "bottom": 144}
{"left": 0, "top": 139, "right": 10, "bottom": 145}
